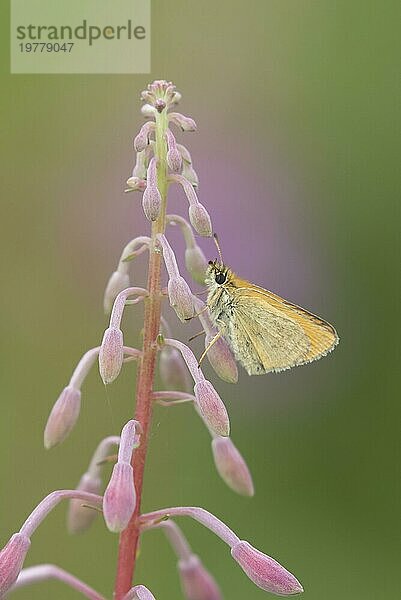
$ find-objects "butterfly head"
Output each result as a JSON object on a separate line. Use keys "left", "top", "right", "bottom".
{"left": 207, "top": 260, "right": 231, "bottom": 286}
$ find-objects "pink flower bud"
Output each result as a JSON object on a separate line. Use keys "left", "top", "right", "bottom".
{"left": 67, "top": 473, "right": 102, "bottom": 534}
{"left": 0, "top": 533, "right": 31, "bottom": 597}
{"left": 142, "top": 185, "right": 162, "bottom": 222}
{"left": 123, "top": 585, "right": 156, "bottom": 600}
{"left": 99, "top": 327, "right": 124, "bottom": 385}
{"left": 194, "top": 380, "right": 230, "bottom": 437}
{"left": 231, "top": 541, "right": 304, "bottom": 595}
{"left": 141, "top": 104, "right": 157, "bottom": 118}
{"left": 133, "top": 122, "right": 155, "bottom": 152}
{"left": 159, "top": 347, "right": 192, "bottom": 392}
{"left": 126, "top": 176, "right": 147, "bottom": 192}
{"left": 188, "top": 203, "right": 212, "bottom": 237}
{"left": 185, "top": 246, "right": 207, "bottom": 284}
{"left": 179, "top": 555, "right": 221, "bottom": 600}
{"left": 44, "top": 386, "right": 81, "bottom": 449}
{"left": 142, "top": 158, "right": 162, "bottom": 221}
{"left": 167, "top": 147, "right": 183, "bottom": 173}
{"left": 205, "top": 335, "right": 238, "bottom": 384}
{"left": 103, "top": 271, "right": 130, "bottom": 315}
{"left": 103, "top": 463, "right": 136, "bottom": 533}
{"left": 212, "top": 437, "right": 254, "bottom": 496}
{"left": 166, "top": 129, "right": 182, "bottom": 173}
{"left": 169, "top": 112, "right": 197, "bottom": 131}
{"left": 167, "top": 276, "right": 194, "bottom": 322}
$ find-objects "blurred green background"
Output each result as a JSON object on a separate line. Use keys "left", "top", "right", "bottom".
{"left": 1, "top": 1, "right": 399, "bottom": 599}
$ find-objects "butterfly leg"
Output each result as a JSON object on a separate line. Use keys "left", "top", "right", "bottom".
{"left": 184, "top": 304, "right": 209, "bottom": 321}
{"left": 188, "top": 330, "right": 206, "bottom": 342}
{"left": 197, "top": 321, "right": 226, "bottom": 368}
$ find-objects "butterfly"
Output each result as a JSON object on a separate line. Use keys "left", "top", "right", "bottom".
{"left": 204, "top": 257, "right": 339, "bottom": 376}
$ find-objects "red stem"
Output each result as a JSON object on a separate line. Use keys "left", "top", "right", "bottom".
{"left": 114, "top": 108, "right": 168, "bottom": 599}
{"left": 113, "top": 245, "right": 162, "bottom": 599}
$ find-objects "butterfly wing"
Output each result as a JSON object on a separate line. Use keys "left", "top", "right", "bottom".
{"left": 227, "top": 285, "right": 338, "bottom": 375}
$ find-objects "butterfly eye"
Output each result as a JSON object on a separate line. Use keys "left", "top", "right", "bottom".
{"left": 215, "top": 272, "right": 226, "bottom": 285}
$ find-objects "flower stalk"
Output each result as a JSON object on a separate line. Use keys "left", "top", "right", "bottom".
{"left": 114, "top": 86, "right": 170, "bottom": 600}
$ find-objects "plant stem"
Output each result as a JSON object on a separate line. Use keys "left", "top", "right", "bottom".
{"left": 114, "top": 109, "right": 168, "bottom": 600}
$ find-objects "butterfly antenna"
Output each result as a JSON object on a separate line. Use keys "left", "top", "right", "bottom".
{"left": 213, "top": 233, "right": 224, "bottom": 264}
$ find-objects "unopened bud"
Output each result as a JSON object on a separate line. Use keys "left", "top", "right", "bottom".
{"left": 103, "top": 271, "right": 130, "bottom": 315}
{"left": 142, "top": 158, "right": 161, "bottom": 221}
{"left": 142, "top": 185, "right": 162, "bottom": 222}
{"left": 194, "top": 380, "right": 230, "bottom": 437}
{"left": 205, "top": 335, "right": 238, "bottom": 384}
{"left": 231, "top": 541, "right": 304, "bottom": 595}
{"left": 44, "top": 386, "right": 81, "bottom": 449}
{"left": 166, "top": 129, "right": 182, "bottom": 173}
{"left": 133, "top": 122, "right": 155, "bottom": 152}
{"left": 0, "top": 533, "right": 31, "bottom": 597}
{"left": 126, "top": 176, "right": 147, "bottom": 192}
{"left": 169, "top": 112, "right": 197, "bottom": 132}
{"left": 159, "top": 347, "right": 192, "bottom": 392}
{"left": 167, "top": 276, "right": 194, "bottom": 322}
{"left": 179, "top": 555, "right": 222, "bottom": 600}
{"left": 185, "top": 246, "right": 208, "bottom": 285}
{"left": 188, "top": 203, "right": 212, "bottom": 237}
{"left": 141, "top": 104, "right": 157, "bottom": 118}
{"left": 99, "top": 327, "right": 124, "bottom": 384}
{"left": 103, "top": 463, "right": 136, "bottom": 533}
{"left": 123, "top": 585, "right": 156, "bottom": 600}
{"left": 167, "top": 147, "right": 183, "bottom": 173}
{"left": 67, "top": 473, "right": 102, "bottom": 534}
{"left": 212, "top": 437, "right": 254, "bottom": 496}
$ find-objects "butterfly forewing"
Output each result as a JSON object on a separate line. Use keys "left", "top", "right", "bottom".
{"left": 229, "top": 283, "right": 338, "bottom": 374}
